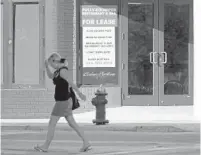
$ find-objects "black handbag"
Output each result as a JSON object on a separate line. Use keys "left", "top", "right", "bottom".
{"left": 70, "top": 87, "right": 80, "bottom": 110}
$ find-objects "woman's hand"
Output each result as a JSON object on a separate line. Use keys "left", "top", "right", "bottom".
{"left": 44, "top": 59, "right": 54, "bottom": 79}
{"left": 45, "top": 59, "right": 49, "bottom": 68}
{"left": 78, "top": 92, "right": 87, "bottom": 101}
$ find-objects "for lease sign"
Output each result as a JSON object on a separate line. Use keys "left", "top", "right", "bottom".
{"left": 80, "top": 5, "right": 118, "bottom": 85}
{"left": 81, "top": 5, "right": 118, "bottom": 27}
{"left": 81, "top": 5, "right": 117, "bottom": 68}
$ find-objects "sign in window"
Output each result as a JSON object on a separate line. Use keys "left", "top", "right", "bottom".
{"left": 80, "top": 5, "right": 119, "bottom": 85}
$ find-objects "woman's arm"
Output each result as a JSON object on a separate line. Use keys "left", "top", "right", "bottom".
{"left": 60, "top": 68, "right": 86, "bottom": 100}
{"left": 45, "top": 60, "right": 54, "bottom": 79}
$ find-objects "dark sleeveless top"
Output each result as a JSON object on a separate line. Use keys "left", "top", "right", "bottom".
{"left": 53, "top": 67, "right": 71, "bottom": 101}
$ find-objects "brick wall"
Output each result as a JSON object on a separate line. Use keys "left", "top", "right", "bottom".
{"left": 1, "top": 0, "right": 78, "bottom": 119}
{"left": 1, "top": 87, "right": 120, "bottom": 119}
{"left": 1, "top": 0, "right": 121, "bottom": 119}
{"left": 56, "top": 0, "right": 74, "bottom": 82}
{"left": 1, "top": 0, "right": 97, "bottom": 119}
{"left": 2, "top": 90, "right": 55, "bottom": 118}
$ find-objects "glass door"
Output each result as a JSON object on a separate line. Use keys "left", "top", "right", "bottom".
{"left": 158, "top": 0, "right": 193, "bottom": 105}
{"left": 121, "top": 0, "right": 159, "bottom": 106}
{"left": 121, "top": 0, "right": 193, "bottom": 106}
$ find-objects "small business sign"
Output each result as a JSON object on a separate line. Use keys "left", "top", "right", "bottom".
{"left": 81, "top": 5, "right": 118, "bottom": 85}
{"left": 82, "top": 27, "right": 115, "bottom": 68}
{"left": 81, "top": 5, "right": 118, "bottom": 27}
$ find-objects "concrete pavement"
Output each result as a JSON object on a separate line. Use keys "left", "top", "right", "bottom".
{"left": 1, "top": 123, "right": 201, "bottom": 132}
{"left": 1, "top": 106, "right": 200, "bottom": 132}
{"left": 2, "top": 106, "right": 200, "bottom": 123}
{"left": 1, "top": 129, "right": 200, "bottom": 155}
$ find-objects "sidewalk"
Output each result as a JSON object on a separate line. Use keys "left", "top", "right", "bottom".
{"left": 1, "top": 106, "right": 200, "bottom": 132}
{"left": 1, "top": 123, "right": 200, "bottom": 132}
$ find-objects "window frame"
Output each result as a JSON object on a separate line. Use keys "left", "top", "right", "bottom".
{"left": 1, "top": 1, "right": 3, "bottom": 87}
{"left": 2, "top": 0, "right": 45, "bottom": 89}
{"left": 76, "top": 0, "right": 82, "bottom": 87}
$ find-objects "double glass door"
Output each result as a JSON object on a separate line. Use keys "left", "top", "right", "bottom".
{"left": 122, "top": 0, "right": 193, "bottom": 106}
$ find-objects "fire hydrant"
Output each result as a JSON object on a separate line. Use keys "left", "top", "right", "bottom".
{"left": 92, "top": 85, "right": 109, "bottom": 125}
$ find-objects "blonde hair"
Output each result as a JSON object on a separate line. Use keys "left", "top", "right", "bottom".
{"left": 47, "top": 52, "right": 68, "bottom": 67}
{"left": 47, "top": 52, "right": 61, "bottom": 61}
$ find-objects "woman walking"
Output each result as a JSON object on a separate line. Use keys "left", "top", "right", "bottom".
{"left": 34, "top": 53, "right": 91, "bottom": 152}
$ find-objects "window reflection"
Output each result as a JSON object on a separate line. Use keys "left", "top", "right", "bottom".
{"left": 164, "top": 4, "right": 189, "bottom": 95}
{"left": 128, "top": 4, "right": 154, "bottom": 95}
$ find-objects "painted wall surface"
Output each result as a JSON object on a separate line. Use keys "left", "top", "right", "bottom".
{"left": 14, "top": 4, "right": 40, "bottom": 84}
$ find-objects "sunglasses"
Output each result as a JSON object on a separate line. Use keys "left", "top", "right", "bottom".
{"left": 53, "top": 58, "right": 66, "bottom": 63}
{"left": 52, "top": 59, "right": 61, "bottom": 63}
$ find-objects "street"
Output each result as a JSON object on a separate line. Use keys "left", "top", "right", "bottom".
{"left": 1, "top": 129, "right": 200, "bottom": 155}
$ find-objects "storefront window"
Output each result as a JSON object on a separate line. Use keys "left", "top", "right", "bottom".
{"left": 128, "top": 4, "right": 154, "bottom": 95}
{"left": 164, "top": 3, "right": 190, "bottom": 95}
{"left": 78, "top": 0, "right": 119, "bottom": 86}
{"left": 13, "top": 3, "right": 40, "bottom": 85}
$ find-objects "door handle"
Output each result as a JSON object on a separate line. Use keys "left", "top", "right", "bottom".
{"left": 8, "top": 39, "right": 12, "bottom": 45}
{"left": 161, "top": 52, "right": 167, "bottom": 64}
{"left": 149, "top": 52, "right": 157, "bottom": 64}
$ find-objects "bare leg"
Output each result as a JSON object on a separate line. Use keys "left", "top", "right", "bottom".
{"left": 64, "top": 98, "right": 90, "bottom": 152}
{"left": 65, "top": 115, "right": 90, "bottom": 151}
{"left": 39, "top": 115, "right": 60, "bottom": 150}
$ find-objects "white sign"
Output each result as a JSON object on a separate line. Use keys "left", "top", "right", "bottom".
{"left": 82, "top": 27, "right": 115, "bottom": 67}
{"left": 81, "top": 5, "right": 118, "bottom": 27}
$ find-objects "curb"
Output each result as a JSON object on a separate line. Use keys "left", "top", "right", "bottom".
{"left": 1, "top": 123, "right": 200, "bottom": 132}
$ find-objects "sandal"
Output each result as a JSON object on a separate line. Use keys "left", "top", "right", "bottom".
{"left": 79, "top": 144, "right": 92, "bottom": 152}
{"left": 34, "top": 145, "right": 48, "bottom": 152}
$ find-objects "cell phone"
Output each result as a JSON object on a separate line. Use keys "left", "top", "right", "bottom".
{"left": 60, "top": 58, "right": 66, "bottom": 63}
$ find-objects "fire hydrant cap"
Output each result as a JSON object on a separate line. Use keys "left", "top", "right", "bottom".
{"left": 95, "top": 92, "right": 108, "bottom": 95}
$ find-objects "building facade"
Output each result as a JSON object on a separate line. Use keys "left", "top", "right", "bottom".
{"left": 1, "top": 0, "right": 194, "bottom": 119}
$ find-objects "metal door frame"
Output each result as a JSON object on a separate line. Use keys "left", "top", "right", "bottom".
{"left": 121, "top": 0, "right": 193, "bottom": 106}
{"left": 121, "top": 0, "right": 159, "bottom": 106}
{"left": 158, "top": 0, "right": 194, "bottom": 106}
